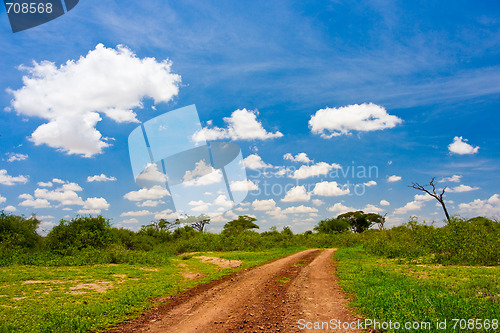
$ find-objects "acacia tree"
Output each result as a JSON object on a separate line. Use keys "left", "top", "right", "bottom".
{"left": 177, "top": 214, "right": 211, "bottom": 232}
{"left": 337, "top": 211, "right": 384, "bottom": 233}
{"left": 222, "top": 215, "right": 259, "bottom": 234}
{"left": 410, "top": 178, "right": 450, "bottom": 223}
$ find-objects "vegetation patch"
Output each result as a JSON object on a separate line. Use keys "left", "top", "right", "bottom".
{"left": 335, "top": 246, "right": 500, "bottom": 333}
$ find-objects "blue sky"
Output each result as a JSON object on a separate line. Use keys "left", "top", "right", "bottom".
{"left": 1, "top": 0, "right": 499, "bottom": 233}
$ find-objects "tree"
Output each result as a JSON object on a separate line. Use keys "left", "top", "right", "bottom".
{"left": 337, "top": 211, "right": 384, "bottom": 233}
{"left": 314, "top": 218, "right": 350, "bottom": 234}
{"left": 410, "top": 178, "right": 450, "bottom": 222}
{"left": 222, "top": 215, "right": 259, "bottom": 234}
{"left": 148, "top": 218, "right": 177, "bottom": 231}
{"left": 0, "top": 212, "right": 41, "bottom": 249}
{"left": 177, "top": 214, "right": 211, "bottom": 232}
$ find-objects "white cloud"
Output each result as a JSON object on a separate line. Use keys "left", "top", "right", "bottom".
{"left": 327, "top": 203, "right": 356, "bottom": 215}
{"left": 283, "top": 205, "right": 318, "bottom": 214}
{"left": 312, "top": 181, "right": 350, "bottom": 196}
{"left": 34, "top": 186, "right": 84, "bottom": 206}
{"left": 83, "top": 197, "right": 110, "bottom": 211}
{"left": 193, "top": 109, "right": 283, "bottom": 142}
{"left": 458, "top": 194, "right": 500, "bottom": 217}
{"left": 3, "top": 205, "right": 16, "bottom": 212}
{"left": 8, "top": 44, "right": 181, "bottom": 157}
{"left": 283, "top": 152, "right": 312, "bottom": 163}
{"left": 281, "top": 186, "right": 311, "bottom": 202}
{"left": 290, "top": 162, "right": 341, "bottom": 179}
{"left": 19, "top": 197, "right": 51, "bottom": 208}
{"left": 37, "top": 181, "right": 53, "bottom": 187}
{"left": 7, "top": 153, "right": 28, "bottom": 162}
{"left": 414, "top": 194, "right": 434, "bottom": 202}
{"left": 448, "top": 184, "right": 480, "bottom": 193}
{"left": 52, "top": 178, "right": 65, "bottom": 184}
{"left": 309, "top": 103, "right": 402, "bottom": 138}
{"left": 388, "top": 175, "right": 402, "bottom": 182}
{"left": 393, "top": 200, "right": 425, "bottom": 215}
{"left": 363, "top": 204, "right": 384, "bottom": 214}
{"left": 121, "top": 210, "right": 152, "bottom": 217}
{"left": 230, "top": 180, "right": 258, "bottom": 192}
{"left": 252, "top": 199, "right": 277, "bottom": 211}
{"left": 136, "top": 163, "right": 168, "bottom": 183}
{"left": 188, "top": 200, "right": 212, "bottom": 212}
{"left": 243, "top": 154, "right": 273, "bottom": 169}
{"left": 363, "top": 180, "right": 377, "bottom": 187}
{"left": 137, "top": 200, "right": 165, "bottom": 207}
{"left": 448, "top": 136, "right": 479, "bottom": 155}
{"left": 124, "top": 185, "right": 171, "bottom": 201}
{"left": 183, "top": 161, "right": 223, "bottom": 187}
{"left": 312, "top": 199, "right": 325, "bottom": 206}
{"left": 439, "top": 175, "right": 462, "bottom": 183}
{"left": 380, "top": 200, "right": 390, "bottom": 206}
{"left": 121, "top": 218, "right": 139, "bottom": 224}
{"left": 87, "top": 174, "right": 117, "bottom": 182}
{"left": 154, "top": 209, "right": 178, "bottom": 220}
{"left": 0, "top": 169, "right": 28, "bottom": 185}
{"left": 0, "top": 195, "right": 5, "bottom": 204}
{"left": 77, "top": 209, "right": 101, "bottom": 215}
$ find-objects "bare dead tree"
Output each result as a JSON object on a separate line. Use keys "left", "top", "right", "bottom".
{"left": 410, "top": 178, "right": 451, "bottom": 223}
{"left": 378, "top": 213, "right": 388, "bottom": 230}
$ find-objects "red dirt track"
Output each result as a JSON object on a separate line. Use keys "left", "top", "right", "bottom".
{"left": 108, "top": 249, "right": 369, "bottom": 333}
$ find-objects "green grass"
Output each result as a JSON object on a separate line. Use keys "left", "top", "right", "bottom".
{"left": 335, "top": 246, "right": 500, "bottom": 332}
{"left": 0, "top": 248, "right": 301, "bottom": 333}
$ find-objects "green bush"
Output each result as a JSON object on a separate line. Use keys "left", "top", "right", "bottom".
{"left": 46, "top": 216, "right": 115, "bottom": 254}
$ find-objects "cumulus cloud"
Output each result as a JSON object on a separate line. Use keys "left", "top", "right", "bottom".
{"left": 458, "top": 194, "right": 500, "bottom": 217}
{"left": 439, "top": 175, "right": 462, "bottom": 183}
{"left": 363, "top": 180, "right": 377, "bottom": 187}
{"left": 37, "top": 181, "right": 53, "bottom": 187}
{"left": 0, "top": 169, "right": 28, "bottom": 185}
{"left": 448, "top": 136, "right": 479, "bottom": 155}
{"left": 312, "top": 181, "right": 350, "bottom": 196}
{"left": 448, "top": 184, "right": 480, "bottom": 193}
{"left": 154, "top": 209, "right": 179, "bottom": 220}
{"left": 83, "top": 197, "right": 110, "bottom": 211}
{"left": 327, "top": 203, "right": 356, "bottom": 215}
{"left": 124, "top": 185, "right": 171, "bottom": 201}
{"left": 3, "top": 205, "right": 16, "bottom": 212}
{"left": 283, "top": 153, "right": 312, "bottom": 163}
{"left": 309, "top": 103, "right": 402, "bottom": 138}
{"left": 289, "top": 162, "right": 341, "bottom": 179}
{"left": 7, "top": 153, "right": 28, "bottom": 162}
{"left": 283, "top": 205, "right": 318, "bottom": 214}
{"left": 243, "top": 154, "right": 273, "bottom": 170}
{"left": 193, "top": 109, "right": 283, "bottom": 142}
{"left": 281, "top": 186, "right": 311, "bottom": 202}
{"left": 252, "top": 199, "right": 277, "bottom": 211}
{"left": 34, "top": 185, "right": 84, "bottom": 206}
{"left": 120, "top": 210, "right": 153, "bottom": 217}
{"left": 8, "top": 44, "right": 181, "bottom": 157}
{"left": 87, "top": 174, "right": 117, "bottom": 182}
{"left": 363, "top": 204, "right": 384, "bottom": 214}
{"left": 230, "top": 180, "right": 258, "bottom": 192}
{"left": 182, "top": 160, "right": 223, "bottom": 187}
{"left": 380, "top": 200, "right": 390, "bottom": 206}
{"left": 18, "top": 195, "right": 51, "bottom": 208}
{"left": 393, "top": 194, "right": 433, "bottom": 215}
{"left": 136, "top": 200, "right": 165, "bottom": 207}
{"left": 0, "top": 195, "right": 5, "bottom": 204}
{"left": 312, "top": 199, "right": 325, "bottom": 206}
{"left": 388, "top": 175, "right": 402, "bottom": 182}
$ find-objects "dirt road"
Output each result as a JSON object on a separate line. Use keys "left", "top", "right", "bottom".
{"left": 110, "top": 249, "right": 367, "bottom": 333}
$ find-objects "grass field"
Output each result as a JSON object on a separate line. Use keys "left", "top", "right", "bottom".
{"left": 0, "top": 248, "right": 302, "bottom": 333}
{"left": 335, "top": 246, "right": 500, "bottom": 332}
